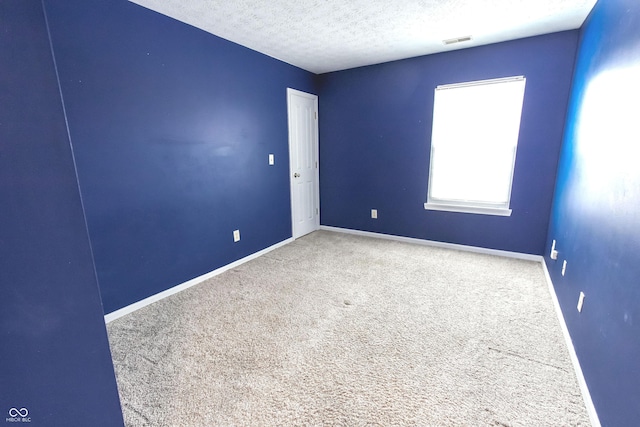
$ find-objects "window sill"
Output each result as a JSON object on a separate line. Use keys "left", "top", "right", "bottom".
{"left": 424, "top": 202, "right": 512, "bottom": 217}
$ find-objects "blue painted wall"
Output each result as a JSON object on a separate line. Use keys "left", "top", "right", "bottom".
{"left": 8, "top": 0, "right": 634, "bottom": 424}
{"left": 42, "top": 0, "right": 317, "bottom": 313}
{"left": 0, "top": 1, "right": 123, "bottom": 425}
{"left": 318, "top": 32, "right": 579, "bottom": 255}
{"left": 545, "top": 0, "right": 640, "bottom": 425}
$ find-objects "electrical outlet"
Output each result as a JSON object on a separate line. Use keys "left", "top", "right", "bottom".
{"left": 562, "top": 260, "right": 567, "bottom": 276}
{"left": 577, "top": 292, "right": 585, "bottom": 313}
{"left": 268, "top": 154, "right": 274, "bottom": 165}
{"left": 550, "top": 240, "right": 558, "bottom": 260}
{"left": 233, "top": 229, "right": 240, "bottom": 242}
{"left": 371, "top": 209, "right": 378, "bottom": 219}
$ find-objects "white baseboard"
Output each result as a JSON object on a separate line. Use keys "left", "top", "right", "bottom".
{"left": 104, "top": 237, "right": 294, "bottom": 323}
{"left": 320, "top": 226, "right": 543, "bottom": 262}
{"left": 541, "top": 261, "right": 601, "bottom": 427}
{"left": 105, "top": 225, "right": 599, "bottom": 424}
{"left": 106, "top": 227, "right": 538, "bottom": 323}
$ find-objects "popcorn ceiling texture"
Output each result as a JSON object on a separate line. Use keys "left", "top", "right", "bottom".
{"left": 129, "top": 0, "right": 596, "bottom": 73}
{"left": 108, "top": 231, "right": 590, "bottom": 426}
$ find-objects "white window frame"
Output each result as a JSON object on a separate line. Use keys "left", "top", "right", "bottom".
{"left": 424, "top": 76, "right": 526, "bottom": 216}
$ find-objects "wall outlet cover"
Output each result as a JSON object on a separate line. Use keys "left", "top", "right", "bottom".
{"left": 577, "top": 291, "right": 585, "bottom": 312}
{"left": 550, "top": 239, "right": 558, "bottom": 260}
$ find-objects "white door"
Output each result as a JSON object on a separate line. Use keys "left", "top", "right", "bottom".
{"left": 287, "top": 88, "right": 319, "bottom": 239}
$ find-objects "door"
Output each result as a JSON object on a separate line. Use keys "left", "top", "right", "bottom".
{"left": 287, "top": 88, "right": 319, "bottom": 239}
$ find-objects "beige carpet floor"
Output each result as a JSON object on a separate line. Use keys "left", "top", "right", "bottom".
{"left": 107, "top": 230, "right": 590, "bottom": 426}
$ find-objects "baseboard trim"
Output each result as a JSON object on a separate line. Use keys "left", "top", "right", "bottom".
{"left": 320, "top": 226, "right": 543, "bottom": 262}
{"left": 105, "top": 226, "right": 599, "bottom": 424}
{"left": 541, "top": 261, "right": 601, "bottom": 427}
{"left": 104, "top": 237, "right": 294, "bottom": 323}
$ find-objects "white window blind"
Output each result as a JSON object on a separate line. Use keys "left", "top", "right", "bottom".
{"left": 425, "top": 76, "right": 526, "bottom": 216}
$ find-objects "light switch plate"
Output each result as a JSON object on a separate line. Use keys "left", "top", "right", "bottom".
{"left": 268, "top": 154, "right": 274, "bottom": 165}
{"left": 371, "top": 209, "right": 378, "bottom": 219}
{"left": 233, "top": 229, "right": 240, "bottom": 242}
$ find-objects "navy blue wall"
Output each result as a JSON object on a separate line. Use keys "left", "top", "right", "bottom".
{"left": 318, "top": 32, "right": 579, "bottom": 255}
{"left": 42, "top": 0, "right": 317, "bottom": 313}
{"left": 545, "top": 0, "right": 640, "bottom": 425}
{"left": 0, "top": 1, "right": 123, "bottom": 425}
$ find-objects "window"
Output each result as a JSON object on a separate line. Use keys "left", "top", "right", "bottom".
{"left": 425, "top": 76, "right": 526, "bottom": 216}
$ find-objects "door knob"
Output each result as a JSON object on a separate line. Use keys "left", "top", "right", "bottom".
{"left": 294, "top": 173, "right": 300, "bottom": 178}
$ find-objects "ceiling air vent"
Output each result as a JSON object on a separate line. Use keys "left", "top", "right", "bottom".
{"left": 443, "top": 36, "right": 472, "bottom": 45}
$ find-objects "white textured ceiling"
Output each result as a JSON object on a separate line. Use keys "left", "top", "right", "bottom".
{"left": 129, "top": 0, "right": 597, "bottom": 74}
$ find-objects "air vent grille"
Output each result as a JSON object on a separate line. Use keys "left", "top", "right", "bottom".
{"left": 443, "top": 36, "right": 472, "bottom": 45}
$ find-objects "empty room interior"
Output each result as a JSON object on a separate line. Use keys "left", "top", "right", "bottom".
{"left": 2, "top": 0, "right": 639, "bottom": 425}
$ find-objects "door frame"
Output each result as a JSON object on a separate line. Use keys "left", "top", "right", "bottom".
{"left": 287, "top": 88, "right": 320, "bottom": 239}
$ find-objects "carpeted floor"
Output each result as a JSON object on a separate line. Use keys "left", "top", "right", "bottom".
{"left": 107, "top": 230, "right": 590, "bottom": 426}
